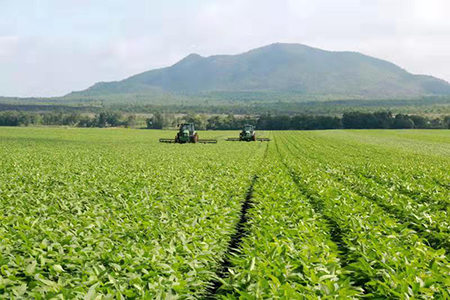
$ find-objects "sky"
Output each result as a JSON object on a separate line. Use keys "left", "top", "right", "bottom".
{"left": 1, "top": 0, "right": 450, "bottom": 97}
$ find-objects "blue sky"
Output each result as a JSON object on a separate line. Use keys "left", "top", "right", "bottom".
{"left": 1, "top": 0, "right": 450, "bottom": 97}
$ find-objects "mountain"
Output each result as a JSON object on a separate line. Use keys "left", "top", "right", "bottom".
{"left": 71, "top": 43, "right": 450, "bottom": 100}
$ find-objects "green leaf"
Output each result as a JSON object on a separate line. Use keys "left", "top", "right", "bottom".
{"left": 25, "top": 260, "right": 37, "bottom": 275}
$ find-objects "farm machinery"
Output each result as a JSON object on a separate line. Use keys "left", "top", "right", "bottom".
{"left": 226, "top": 125, "right": 270, "bottom": 142}
{"left": 159, "top": 123, "right": 217, "bottom": 144}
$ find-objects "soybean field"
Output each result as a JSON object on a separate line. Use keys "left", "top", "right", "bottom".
{"left": 1, "top": 127, "right": 450, "bottom": 299}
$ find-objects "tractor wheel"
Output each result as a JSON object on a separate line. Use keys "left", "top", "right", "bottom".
{"left": 252, "top": 134, "right": 257, "bottom": 141}
{"left": 190, "top": 133, "right": 199, "bottom": 143}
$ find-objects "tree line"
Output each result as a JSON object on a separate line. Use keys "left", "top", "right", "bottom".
{"left": 0, "top": 111, "right": 136, "bottom": 128}
{"left": 1, "top": 110, "right": 449, "bottom": 130}
{"left": 259, "top": 112, "right": 450, "bottom": 129}
{"left": 147, "top": 112, "right": 450, "bottom": 130}
{"left": 146, "top": 113, "right": 257, "bottom": 130}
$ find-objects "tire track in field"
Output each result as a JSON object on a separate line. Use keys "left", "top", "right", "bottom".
{"left": 346, "top": 180, "right": 450, "bottom": 252}
{"left": 284, "top": 131, "right": 450, "bottom": 212}
{"left": 359, "top": 172, "right": 450, "bottom": 212}
{"left": 283, "top": 135, "right": 450, "bottom": 253}
{"left": 339, "top": 179, "right": 450, "bottom": 253}
{"left": 273, "top": 135, "right": 351, "bottom": 265}
{"left": 282, "top": 134, "right": 450, "bottom": 256}
{"left": 307, "top": 134, "right": 450, "bottom": 211}
{"left": 206, "top": 175, "right": 258, "bottom": 297}
{"left": 205, "top": 142, "right": 269, "bottom": 298}
{"left": 273, "top": 134, "right": 370, "bottom": 292}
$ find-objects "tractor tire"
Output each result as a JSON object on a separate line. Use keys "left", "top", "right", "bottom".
{"left": 252, "top": 134, "right": 257, "bottom": 141}
{"left": 191, "top": 133, "right": 199, "bottom": 143}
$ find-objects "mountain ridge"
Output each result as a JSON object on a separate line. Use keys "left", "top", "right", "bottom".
{"left": 70, "top": 43, "right": 450, "bottom": 100}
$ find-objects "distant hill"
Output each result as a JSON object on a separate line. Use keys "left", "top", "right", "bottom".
{"left": 70, "top": 43, "right": 450, "bottom": 100}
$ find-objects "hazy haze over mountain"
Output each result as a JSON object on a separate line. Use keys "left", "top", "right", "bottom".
{"left": 75, "top": 43, "right": 450, "bottom": 99}
{"left": 1, "top": 0, "right": 450, "bottom": 97}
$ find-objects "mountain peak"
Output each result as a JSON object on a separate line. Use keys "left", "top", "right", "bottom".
{"left": 255, "top": 42, "right": 317, "bottom": 51}
{"left": 76, "top": 43, "right": 450, "bottom": 98}
{"left": 186, "top": 53, "right": 203, "bottom": 58}
{"left": 175, "top": 53, "right": 204, "bottom": 65}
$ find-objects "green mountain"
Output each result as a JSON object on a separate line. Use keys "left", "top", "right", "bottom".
{"left": 72, "top": 43, "right": 450, "bottom": 100}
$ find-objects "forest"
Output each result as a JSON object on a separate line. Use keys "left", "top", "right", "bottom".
{"left": 1, "top": 110, "right": 449, "bottom": 130}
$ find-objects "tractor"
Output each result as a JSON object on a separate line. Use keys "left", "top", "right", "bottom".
{"left": 159, "top": 123, "right": 217, "bottom": 144}
{"left": 226, "top": 124, "right": 270, "bottom": 142}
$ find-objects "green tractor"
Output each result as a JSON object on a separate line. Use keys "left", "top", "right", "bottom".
{"left": 159, "top": 123, "right": 217, "bottom": 144}
{"left": 226, "top": 124, "right": 270, "bottom": 142}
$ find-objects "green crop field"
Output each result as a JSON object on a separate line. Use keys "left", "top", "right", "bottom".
{"left": 1, "top": 127, "right": 450, "bottom": 299}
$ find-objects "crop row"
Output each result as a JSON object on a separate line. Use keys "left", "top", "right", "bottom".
{"left": 2, "top": 128, "right": 450, "bottom": 298}
{"left": 311, "top": 130, "right": 450, "bottom": 204}
{"left": 284, "top": 131, "right": 450, "bottom": 251}
{"left": 275, "top": 132, "right": 450, "bottom": 298}
{"left": 0, "top": 128, "right": 266, "bottom": 298}
{"left": 215, "top": 144, "right": 362, "bottom": 298}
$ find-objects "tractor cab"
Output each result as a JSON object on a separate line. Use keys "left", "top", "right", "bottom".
{"left": 240, "top": 124, "right": 257, "bottom": 141}
{"left": 159, "top": 123, "right": 217, "bottom": 144}
{"left": 176, "top": 123, "right": 197, "bottom": 143}
{"left": 180, "top": 123, "right": 195, "bottom": 136}
{"left": 225, "top": 124, "right": 270, "bottom": 142}
{"left": 243, "top": 125, "right": 254, "bottom": 134}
